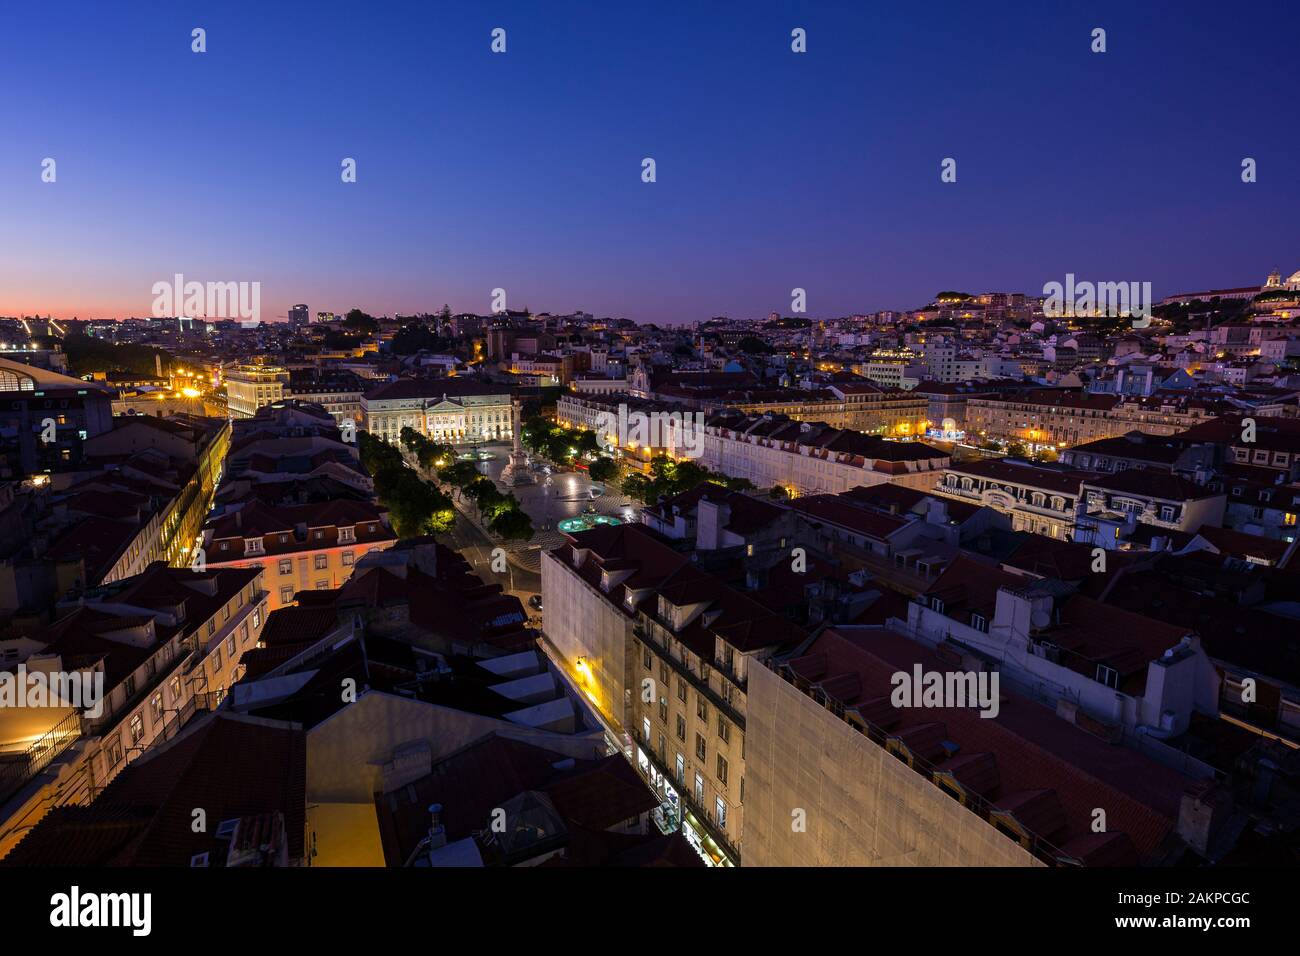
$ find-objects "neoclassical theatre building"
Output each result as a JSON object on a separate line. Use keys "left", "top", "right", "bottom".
{"left": 361, "top": 378, "right": 514, "bottom": 444}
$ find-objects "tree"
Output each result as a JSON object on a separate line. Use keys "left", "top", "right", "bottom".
{"left": 588, "top": 457, "right": 617, "bottom": 482}
{"left": 622, "top": 473, "right": 652, "bottom": 503}
{"left": 439, "top": 460, "right": 481, "bottom": 490}
{"left": 465, "top": 476, "right": 503, "bottom": 514}
{"left": 490, "top": 508, "right": 534, "bottom": 541}
{"left": 343, "top": 309, "right": 379, "bottom": 335}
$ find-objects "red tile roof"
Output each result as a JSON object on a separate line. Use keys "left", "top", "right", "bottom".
{"left": 0, "top": 712, "right": 305, "bottom": 866}
{"left": 784, "top": 626, "right": 1190, "bottom": 860}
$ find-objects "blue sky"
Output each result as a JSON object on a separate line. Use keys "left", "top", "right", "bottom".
{"left": 0, "top": 0, "right": 1296, "bottom": 324}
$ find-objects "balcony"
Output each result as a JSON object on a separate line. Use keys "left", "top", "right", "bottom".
{"left": 634, "top": 623, "right": 746, "bottom": 728}
{"left": 0, "top": 710, "right": 83, "bottom": 805}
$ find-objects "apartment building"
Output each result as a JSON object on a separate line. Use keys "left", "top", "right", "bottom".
{"left": 1073, "top": 470, "right": 1227, "bottom": 550}
{"left": 0, "top": 563, "right": 268, "bottom": 859}
{"left": 0, "top": 357, "right": 115, "bottom": 480}
{"left": 742, "top": 621, "right": 1218, "bottom": 866}
{"left": 966, "top": 389, "right": 1224, "bottom": 450}
{"left": 540, "top": 522, "right": 805, "bottom": 865}
{"left": 202, "top": 498, "right": 397, "bottom": 612}
{"left": 225, "top": 364, "right": 290, "bottom": 419}
{"left": 650, "top": 383, "right": 929, "bottom": 437}
{"left": 285, "top": 370, "right": 365, "bottom": 427}
{"left": 936, "top": 459, "right": 1096, "bottom": 540}
{"left": 219, "top": 400, "right": 373, "bottom": 496}
{"left": 84, "top": 413, "right": 231, "bottom": 568}
{"left": 699, "top": 411, "right": 950, "bottom": 497}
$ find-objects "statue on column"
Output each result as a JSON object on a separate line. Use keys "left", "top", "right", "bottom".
{"left": 500, "top": 396, "right": 534, "bottom": 486}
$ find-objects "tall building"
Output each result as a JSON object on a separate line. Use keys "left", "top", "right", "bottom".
{"left": 225, "top": 364, "right": 289, "bottom": 419}
{"left": 289, "top": 304, "right": 310, "bottom": 327}
{"left": 541, "top": 522, "right": 807, "bottom": 865}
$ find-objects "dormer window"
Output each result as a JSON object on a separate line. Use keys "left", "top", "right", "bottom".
{"left": 339, "top": 526, "right": 356, "bottom": 543}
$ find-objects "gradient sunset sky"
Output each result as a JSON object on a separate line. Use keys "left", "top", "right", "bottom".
{"left": 1, "top": 0, "right": 1297, "bottom": 325}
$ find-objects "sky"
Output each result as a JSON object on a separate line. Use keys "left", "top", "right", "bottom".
{"left": 0, "top": 0, "right": 1297, "bottom": 325}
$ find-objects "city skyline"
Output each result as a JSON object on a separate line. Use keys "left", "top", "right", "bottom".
{"left": 2, "top": 0, "right": 1297, "bottom": 324}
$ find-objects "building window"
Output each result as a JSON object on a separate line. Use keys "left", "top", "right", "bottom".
{"left": 279, "top": 587, "right": 294, "bottom": 604}
{"left": 643, "top": 648, "right": 652, "bottom": 670}
{"left": 718, "top": 716, "right": 730, "bottom": 742}
{"left": 278, "top": 559, "right": 292, "bottom": 575}
{"left": 970, "top": 614, "right": 987, "bottom": 632}
{"left": 676, "top": 715, "right": 686, "bottom": 741}
{"left": 316, "top": 580, "right": 329, "bottom": 590}
{"left": 150, "top": 693, "right": 163, "bottom": 722}
{"left": 123, "top": 674, "right": 136, "bottom": 698}
{"left": 677, "top": 678, "right": 686, "bottom": 702}
{"left": 715, "top": 797, "right": 727, "bottom": 829}
{"left": 106, "top": 735, "right": 124, "bottom": 769}
{"left": 1096, "top": 664, "right": 1119, "bottom": 689}
{"left": 168, "top": 675, "right": 180, "bottom": 704}
{"left": 675, "top": 753, "right": 684, "bottom": 784}
{"left": 642, "top": 717, "right": 651, "bottom": 742}
{"left": 716, "top": 754, "right": 728, "bottom": 786}
{"left": 695, "top": 732, "right": 706, "bottom": 761}
{"left": 658, "top": 697, "right": 667, "bottom": 722}
{"left": 696, "top": 697, "right": 708, "bottom": 721}
{"left": 314, "top": 554, "right": 328, "bottom": 570}
{"left": 694, "top": 772, "right": 705, "bottom": 806}
{"left": 129, "top": 713, "right": 144, "bottom": 745}
{"left": 342, "top": 550, "right": 355, "bottom": 566}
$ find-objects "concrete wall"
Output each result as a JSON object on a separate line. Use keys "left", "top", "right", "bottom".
{"left": 742, "top": 661, "right": 1040, "bottom": 867}
{"left": 540, "top": 549, "right": 634, "bottom": 736}
{"left": 305, "top": 690, "right": 603, "bottom": 804}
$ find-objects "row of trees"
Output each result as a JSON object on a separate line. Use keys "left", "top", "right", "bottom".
{"left": 621, "top": 455, "right": 753, "bottom": 504}
{"left": 520, "top": 415, "right": 619, "bottom": 482}
{"left": 399, "top": 427, "right": 534, "bottom": 541}
{"left": 358, "top": 432, "right": 456, "bottom": 537}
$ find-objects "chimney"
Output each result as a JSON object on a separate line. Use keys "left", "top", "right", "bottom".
{"left": 427, "top": 803, "right": 447, "bottom": 850}
{"left": 1175, "top": 782, "right": 1232, "bottom": 858}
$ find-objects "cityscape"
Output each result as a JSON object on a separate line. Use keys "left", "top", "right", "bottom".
{"left": 0, "top": 0, "right": 1293, "bottom": 935}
